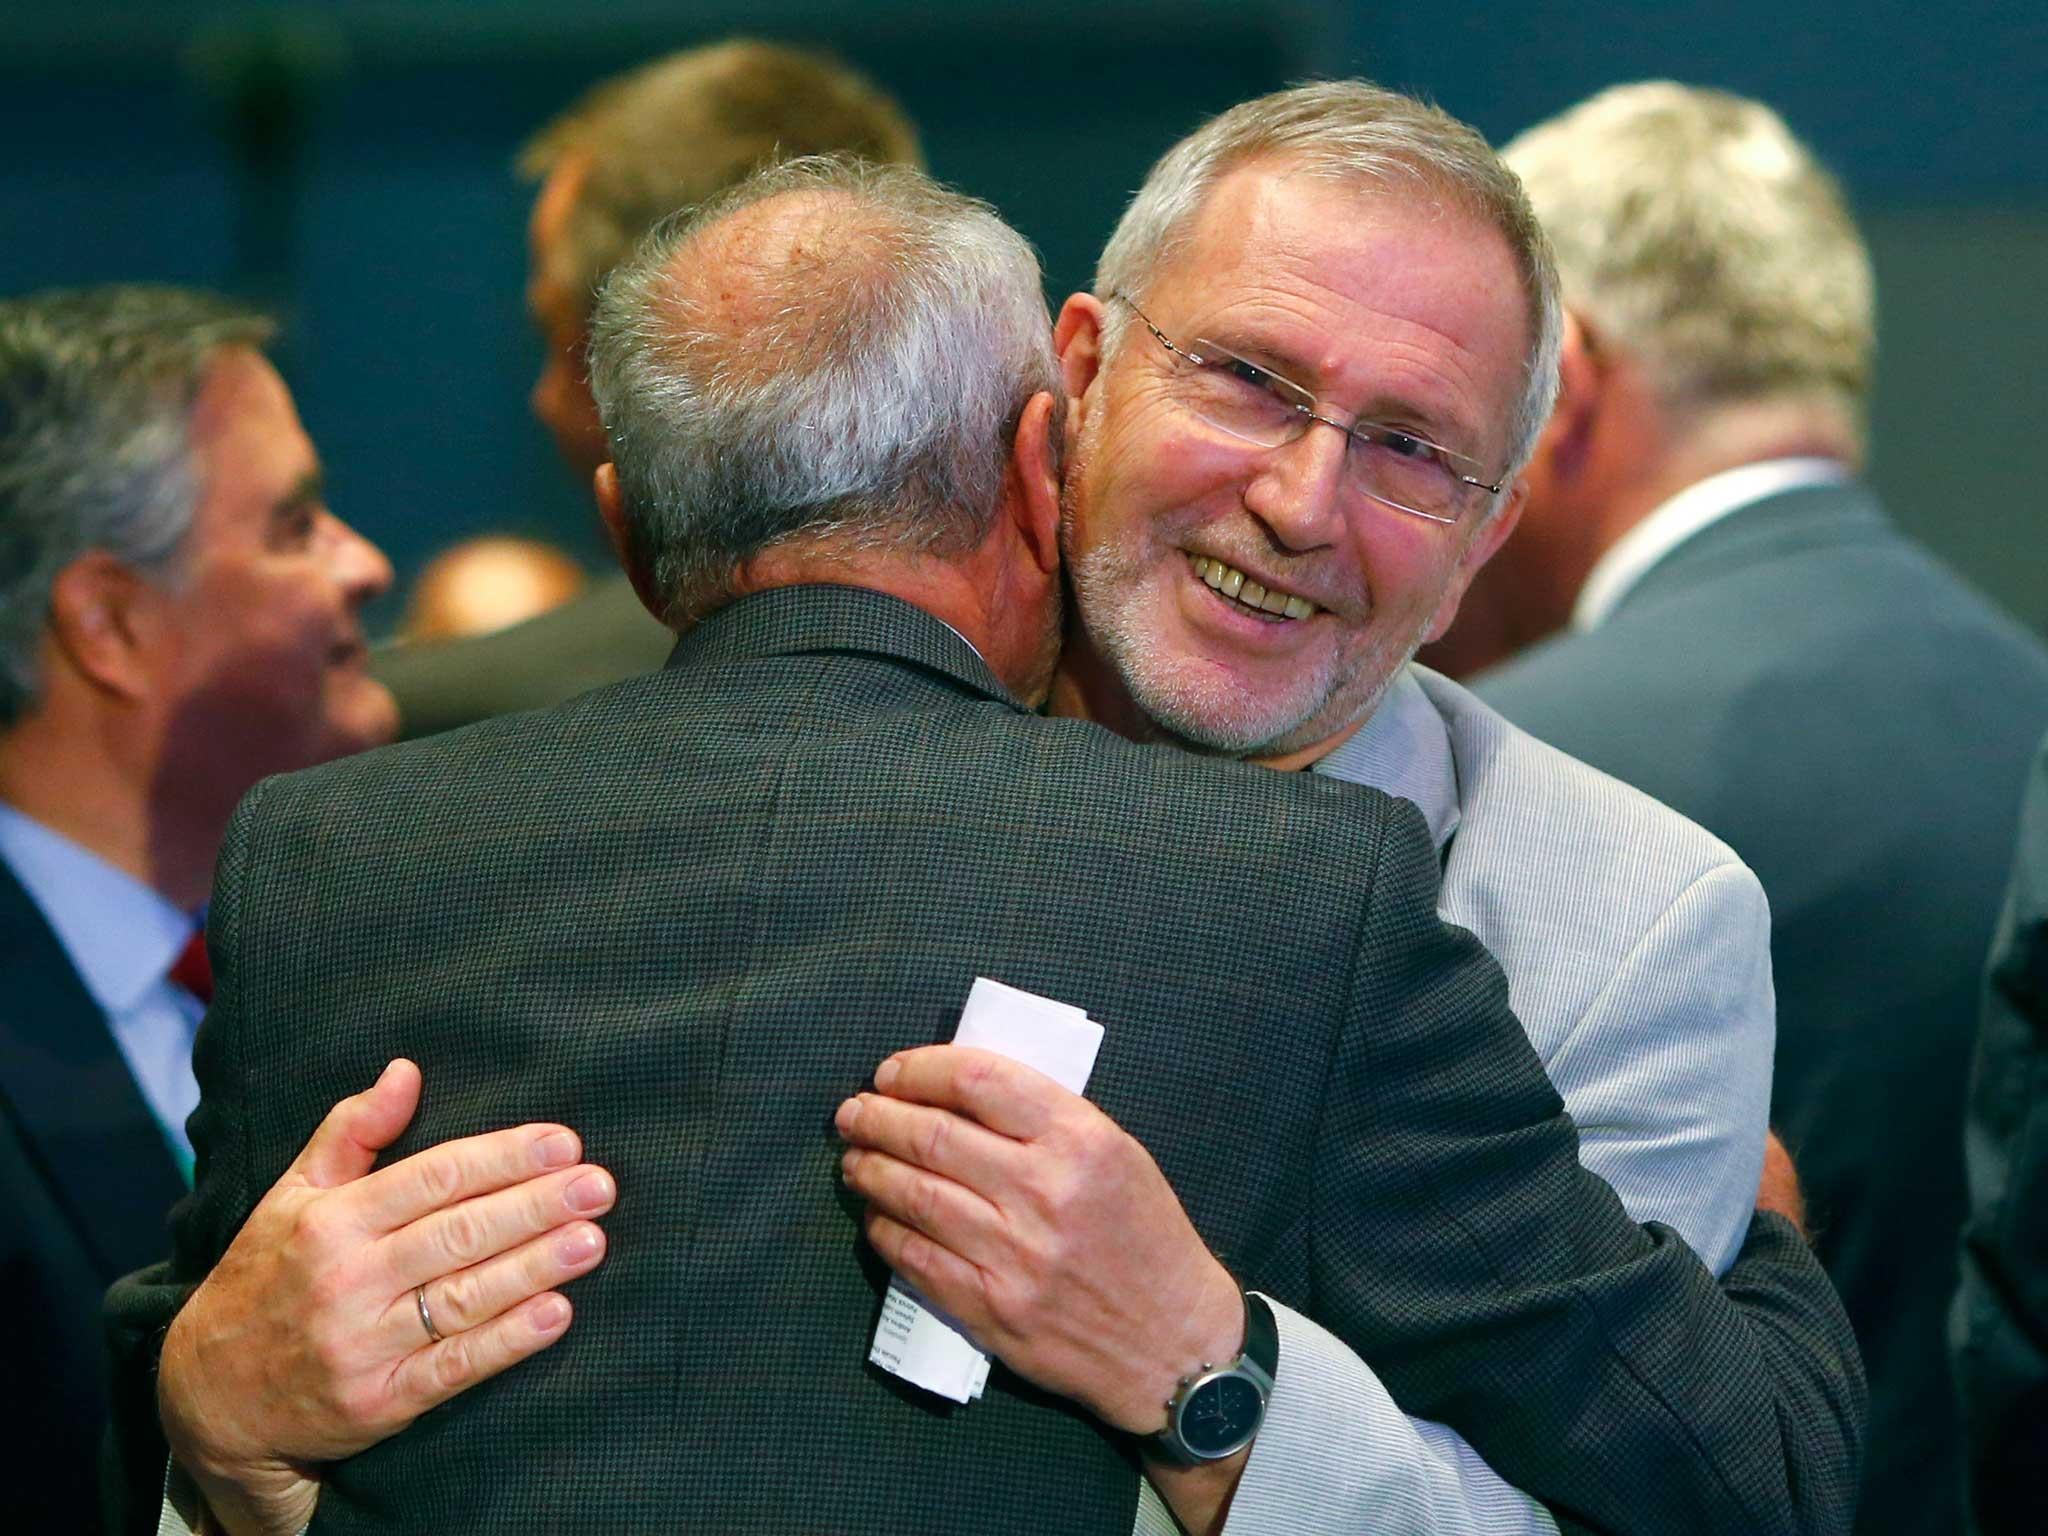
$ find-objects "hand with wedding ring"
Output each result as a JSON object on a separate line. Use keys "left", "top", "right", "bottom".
{"left": 157, "top": 1059, "right": 616, "bottom": 1536}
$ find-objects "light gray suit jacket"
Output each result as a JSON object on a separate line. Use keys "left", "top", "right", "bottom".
{"left": 1138, "top": 665, "right": 1775, "bottom": 1536}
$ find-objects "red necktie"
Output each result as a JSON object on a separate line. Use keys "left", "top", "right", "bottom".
{"left": 168, "top": 929, "right": 213, "bottom": 1005}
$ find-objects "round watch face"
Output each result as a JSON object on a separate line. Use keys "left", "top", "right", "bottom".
{"left": 1179, "top": 1371, "right": 1265, "bottom": 1457}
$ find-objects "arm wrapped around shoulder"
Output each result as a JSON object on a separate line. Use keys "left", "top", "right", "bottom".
{"left": 1309, "top": 803, "right": 1864, "bottom": 1536}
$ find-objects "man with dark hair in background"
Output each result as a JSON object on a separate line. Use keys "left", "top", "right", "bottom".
{"left": 1430, "top": 83, "right": 2048, "bottom": 1536}
{"left": 373, "top": 39, "right": 923, "bottom": 737}
{"left": 0, "top": 284, "right": 393, "bottom": 1532}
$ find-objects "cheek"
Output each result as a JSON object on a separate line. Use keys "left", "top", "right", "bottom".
{"left": 1082, "top": 419, "right": 1244, "bottom": 560}
{"left": 1333, "top": 522, "right": 1467, "bottom": 651}
{"left": 179, "top": 578, "right": 335, "bottom": 691}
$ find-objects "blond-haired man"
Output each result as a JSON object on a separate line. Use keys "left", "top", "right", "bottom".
{"left": 1459, "top": 84, "right": 2048, "bottom": 1536}
{"left": 373, "top": 40, "right": 923, "bottom": 736}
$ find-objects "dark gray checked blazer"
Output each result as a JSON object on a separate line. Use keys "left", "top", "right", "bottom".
{"left": 113, "top": 584, "right": 1857, "bottom": 1533}
{"left": 1478, "top": 482, "right": 2048, "bottom": 1536}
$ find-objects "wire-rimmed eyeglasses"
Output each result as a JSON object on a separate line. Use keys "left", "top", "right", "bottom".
{"left": 1112, "top": 293, "right": 1506, "bottom": 527}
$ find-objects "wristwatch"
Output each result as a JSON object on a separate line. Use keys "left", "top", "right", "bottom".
{"left": 1144, "top": 1289, "right": 1278, "bottom": 1464}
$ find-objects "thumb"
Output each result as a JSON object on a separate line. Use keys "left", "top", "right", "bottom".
{"left": 289, "top": 1058, "right": 423, "bottom": 1189}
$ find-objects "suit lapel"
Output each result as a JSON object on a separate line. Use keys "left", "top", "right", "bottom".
{"left": 0, "top": 863, "right": 186, "bottom": 1279}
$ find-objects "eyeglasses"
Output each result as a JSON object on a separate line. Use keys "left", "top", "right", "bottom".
{"left": 1112, "top": 294, "right": 1506, "bottom": 526}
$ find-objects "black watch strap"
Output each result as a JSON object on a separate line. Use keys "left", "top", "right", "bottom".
{"left": 1241, "top": 1289, "right": 1278, "bottom": 1377}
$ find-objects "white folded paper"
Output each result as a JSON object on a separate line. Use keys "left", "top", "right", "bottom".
{"left": 867, "top": 976, "right": 1105, "bottom": 1403}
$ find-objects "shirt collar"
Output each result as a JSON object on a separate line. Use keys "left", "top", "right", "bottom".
{"left": 0, "top": 803, "right": 196, "bottom": 1014}
{"left": 1572, "top": 457, "right": 1854, "bottom": 632}
{"left": 1309, "top": 665, "right": 1461, "bottom": 850}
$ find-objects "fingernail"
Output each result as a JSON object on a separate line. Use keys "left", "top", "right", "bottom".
{"left": 536, "top": 1130, "right": 580, "bottom": 1168}
{"left": 842, "top": 1148, "right": 864, "bottom": 1175}
{"left": 555, "top": 1224, "right": 602, "bottom": 1264}
{"left": 835, "top": 1097, "right": 862, "bottom": 1135}
{"left": 875, "top": 1057, "right": 900, "bottom": 1091}
{"left": 532, "top": 1296, "right": 570, "bottom": 1334}
{"left": 567, "top": 1169, "right": 615, "bottom": 1213}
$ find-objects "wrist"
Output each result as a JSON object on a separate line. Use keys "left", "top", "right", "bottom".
{"left": 1142, "top": 1290, "right": 1277, "bottom": 1467}
{"left": 1118, "top": 1257, "right": 1246, "bottom": 1434}
{"left": 159, "top": 1306, "right": 243, "bottom": 1480}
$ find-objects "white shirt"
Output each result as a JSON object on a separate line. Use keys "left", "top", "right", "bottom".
{"left": 0, "top": 803, "right": 203, "bottom": 1172}
{"left": 1572, "top": 458, "right": 1854, "bottom": 632}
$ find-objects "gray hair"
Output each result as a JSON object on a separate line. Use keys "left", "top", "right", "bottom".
{"left": 1503, "top": 82, "right": 1873, "bottom": 427}
{"left": 0, "top": 285, "right": 275, "bottom": 725}
{"left": 1095, "top": 80, "right": 1563, "bottom": 483}
{"left": 588, "top": 156, "right": 1061, "bottom": 624}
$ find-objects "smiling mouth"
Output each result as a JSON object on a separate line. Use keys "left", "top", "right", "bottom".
{"left": 1187, "top": 554, "right": 1321, "bottom": 621}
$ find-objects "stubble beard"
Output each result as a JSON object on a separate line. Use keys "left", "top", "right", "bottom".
{"left": 1059, "top": 451, "right": 1415, "bottom": 761}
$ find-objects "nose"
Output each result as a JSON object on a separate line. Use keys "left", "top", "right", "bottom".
{"left": 322, "top": 512, "right": 395, "bottom": 607}
{"left": 1240, "top": 417, "right": 1350, "bottom": 553}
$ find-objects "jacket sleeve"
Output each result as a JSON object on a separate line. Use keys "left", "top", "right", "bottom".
{"left": 1301, "top": 800, "right": 1862, "bottom": 1536}
{"left": 1217, "top": 854, "right": 1779, "bottom": 1536}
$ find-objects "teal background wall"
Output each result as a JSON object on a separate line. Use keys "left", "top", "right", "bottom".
{"left": 3, "top": 1, "right": 2042, "bottom": 631}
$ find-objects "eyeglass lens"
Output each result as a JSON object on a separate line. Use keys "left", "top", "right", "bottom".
{"left": 1173, "top": 341, "right": 1469, "bottom": 522}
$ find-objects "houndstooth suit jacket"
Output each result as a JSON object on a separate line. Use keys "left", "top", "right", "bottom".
{"left": 119, "top": 585, "right": 1849, "bottom": 1534}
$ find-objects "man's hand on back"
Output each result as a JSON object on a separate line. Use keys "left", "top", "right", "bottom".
{"left": 158, "top": 1059, "right": 615, "bottom": 1535}
{"left": 1757, "top": 1129, "right": 1807, "bottom": 1234}
{"left": 834, "top": 1045, "right": 1243, "bottom": 1434}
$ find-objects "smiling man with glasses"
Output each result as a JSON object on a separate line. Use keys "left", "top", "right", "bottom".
{"left": 847, "top": 82, "right": 1862, "bottom": 1534}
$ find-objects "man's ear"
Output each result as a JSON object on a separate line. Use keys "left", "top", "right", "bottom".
{"left": 594, "top": 463, "right": 669, "bottom": 624}
{"left": 44, "top": 551, "right": 156, "bottom": 703}
{"left": 1002, "top": 391, "right": 1062, "bottom": 577}
{"left": 1054, "top": 294, "right": 1108, "bottom": 451}
{"left": 1425, "top": 484, "right": 1528, "bottom": 644}
{"left": 1539, "top": 309, "right": 1604, "bottom": 486}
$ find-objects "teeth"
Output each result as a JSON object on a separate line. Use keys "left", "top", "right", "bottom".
{"left": 1186, "top": 554, "right": 1320, "bottom": 621}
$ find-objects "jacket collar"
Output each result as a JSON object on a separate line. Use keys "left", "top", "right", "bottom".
{"left": 666, "top": 583, "right": 1025, "bottom": 711}
{"left": 1573, "top": 459, "right": 1854, "bottom": 631}
{"left": 1606, "top": 477, "right": 1890, "bottom": 622}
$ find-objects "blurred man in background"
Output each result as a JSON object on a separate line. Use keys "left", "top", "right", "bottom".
{"left": 1432, "top": 83, "right": 2048, "bottom": 1536}
{"left": 0, "top": 284, "right": 393, "bottom": 1532}
{"left": 373, "top": 39, "right": 923, "bottom": 736}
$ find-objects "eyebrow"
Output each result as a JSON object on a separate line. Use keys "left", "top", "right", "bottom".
{"left": 271, "top": 470, "right": 325, "bottom": 524}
